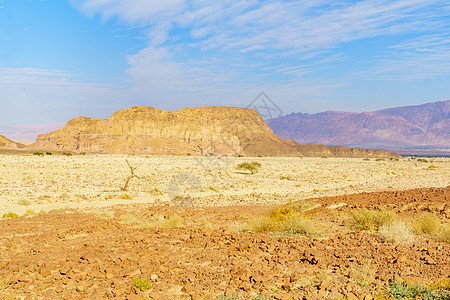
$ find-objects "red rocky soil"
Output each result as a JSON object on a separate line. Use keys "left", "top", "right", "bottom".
{"left": 0, "top": 186, "right": 448, "bottom": 299}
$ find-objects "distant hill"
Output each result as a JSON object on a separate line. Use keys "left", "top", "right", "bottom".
{"left": 266, "top": 100, "right": 449, "bottom": 153}
{"left": 29, "top": 106, "right": 398, "bottom": 158}
{"left": 0, "top": 135, "right": 25, "bottom": 150}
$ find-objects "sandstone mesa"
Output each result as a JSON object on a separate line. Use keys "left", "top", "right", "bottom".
{"left": 29, "top": 106, "right": 399, "bottom": 158}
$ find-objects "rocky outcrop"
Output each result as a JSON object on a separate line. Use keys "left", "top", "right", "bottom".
{"left": 266, "top": 100, "right": 449, "bottom": 152}
{"left": 31, "top": 106, "right": 399, "bottom": 157}
{"left": 0, "top": 135, "right": 25, "bottom": 149}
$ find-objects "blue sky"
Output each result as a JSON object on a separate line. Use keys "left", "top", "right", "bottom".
{"left": 0, "top": 0, "right": 449, "bottom": 141}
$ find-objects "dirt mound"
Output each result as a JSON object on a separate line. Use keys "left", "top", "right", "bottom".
{"left": 0, "top": 186, "right": 448, "bottom": 299}
{"left": 30, "top": 106, "right": 399, "bottom": 158}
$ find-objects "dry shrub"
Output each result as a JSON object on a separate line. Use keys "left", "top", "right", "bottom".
{"left": 23, "top": 209, "right": 37, "bottom": 217}
{"left": 350, "top": 260, "right": 377, "bottom": 287}
{"left": 246, "top": 216, "right": 274, "bottom": 232}
{"left": 435, "top": 222, "right": 450, "bottom": 243}
{"left": 159, "top": 215, "right": 187, "bottom": 228}
{"left": 90, "top": 210, "right": 114, "bottom": 219}
{"left": 276, "top": 213, "right": 319, "bottom": 238}
{"left": 247, "top": 201, "right": 319, "bottom": 237}
{"left": 120, "top": 214, "right": 140, "bottom": 225}
{"left": 350, "top": 208, "right": 396, "bottom": 231}
{"left": 412, "top": 213, "right": 440, "bottom": 235}
{"left": 379, "top": 221, "right": 414, "bottom": 244}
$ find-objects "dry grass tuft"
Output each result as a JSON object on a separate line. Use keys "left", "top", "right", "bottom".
{"left": 412, "top": 213, "right": 441, "bottom": 235}
{"left": 119, "top": 214, "right": 141, "bottom": 225}
{"left": 350, "top": 208, "right": 396, "bottom": 231}
{"left": 246, "top": 201, "right": 320, "bottom": 237}
{"left": 159, "top": 215, "right": 187, "bottom": 228}
{"left": 276, "top": 213, "right": 319, "bottom": 238}
{"left": 435, "top": 222, "right": 450, "bottom": 244}
{"left": 350, "top": 260, "right": 377, "bottom": 287}
{"left": 379, "top": 221, "right": 414, "bottom": 244}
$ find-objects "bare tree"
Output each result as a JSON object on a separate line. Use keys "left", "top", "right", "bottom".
{"left": 121, "top": 159, "right": 140, "bottom": 191}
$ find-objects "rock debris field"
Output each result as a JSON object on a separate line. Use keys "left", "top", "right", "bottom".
{"left": 0, "top": 153, "right": 449, "bottom": 299}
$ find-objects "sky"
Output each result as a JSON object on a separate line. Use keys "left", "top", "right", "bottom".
{"left": 0, "top": 0, "right": 449, "bottom": 142}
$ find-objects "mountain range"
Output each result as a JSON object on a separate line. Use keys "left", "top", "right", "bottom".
{"left": 266, "top": 100, "right": 449, "bottom": 154}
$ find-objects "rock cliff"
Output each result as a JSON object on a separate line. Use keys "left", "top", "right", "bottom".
{"left": 31, "top": 106, "right": 399, "bottom": 157}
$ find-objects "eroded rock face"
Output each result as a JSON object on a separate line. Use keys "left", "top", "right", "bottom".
{"left": 31, "top": 106, "right": 399, "bottom": 157}
{"left": 0, "top": 135, "right": 25, "bottom": 149}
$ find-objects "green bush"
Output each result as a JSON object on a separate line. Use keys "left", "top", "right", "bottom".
{"left": 33, "top": 152, "right": 44, "bottom": 156}
{"left": 236, "top": 161, "right": 262, "bottom": 174}
{"left": 388, "top": 282, "right": 425, "bottom": 298}
{"left": 62, "top": 152, "right": 73, "bottom": 156}
{"left": 46, "top": 152, "right": 52, "bottom": 155}
{"left": 2, "top": 212, "right": 18, "bottom": 219}
{"left": 132, "top": 278, "right": 152, "bottom": 291}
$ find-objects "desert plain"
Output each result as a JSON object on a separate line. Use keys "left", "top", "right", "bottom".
{"left": 0, "top": 153, "right": 449, "bottom": 299}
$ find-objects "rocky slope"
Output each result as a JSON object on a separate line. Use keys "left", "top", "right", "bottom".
{"left": 266, "top": 100, "right": 449, "bottom": 152}
{"left": 31, "top": 106, "right": 398, "bottom": 157}
{"left": 0, "top": 187, "right": 448, "bottom": 299}
{"left": 0, "top": 135, "right": 25, "bottom": 150}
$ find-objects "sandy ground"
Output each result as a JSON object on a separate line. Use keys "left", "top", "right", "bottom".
{"left": 0, "top": 154, "right": 448, "bottom": 216}
{"left": 0, "top": 153, "right": 449, "bottom": 299}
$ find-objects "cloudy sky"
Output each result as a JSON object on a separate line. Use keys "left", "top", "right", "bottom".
{"left": 1, "top": 0, "right": 449, "bottom": 141}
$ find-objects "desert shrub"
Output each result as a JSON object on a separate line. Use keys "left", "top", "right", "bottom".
{"left": 412, "top": 213, "right": 440, "bottom": 235}
{"left": 120, "top": 214, "right": 140, "bottom": 225}
{"left": 119, "top": 193, "right": 133, "bottom": 200}
{"left": 46, "top": 152, "right": 52, "bottom": 155}
{"left": 17, "top": 199, "right": 31, "bottom": 206}
{"left": 247, "top": 201, "right": 319, "bottom": 237}
{"left": 23, "top": 209, "right": 37, "bottom": 217}
{"left": 236, "top": 161, "right": 261, "bottom": 174}
{"left": 435, "top": 222, "right": 450, "bottom": 244}
{"left": 276, "top": 213, "right": 319, "bottom": 237}
{"left": 209, "top": 186, "right": 219, "bottom": 192}
{"left": 132, "top": 278, "right": 152, "bottom": 291}
{"left": 246, "top": 216, "right": 274, "bottom": 232}
{"left": 350, "top": 208, "right": 396, "bottom": 231}
{"left": 62, "top": 152, "right": 72, "bottom": 156}
{"left": 79, "top": 152, "right": 86, "bottom": 155}
{"left": 388, "top": 282, "right": 425, "bottom": 298}
{"left": 2, "top": 212, "right": 18, "bottom": 219}
{"left": 350, "top": 260, "right": 377, "bottom": 287}
{"left": 160, "top": 215, "right": 187, "bottom": 228}
{"left": 49, "top": 208, "right": 72, "bottom": 214}
{"left": 379, "top": 221, "right": 414, "bottom": 244}
{"left": 417, "top": 158, "right": 428, "bottom": 163}
{"left": 33, "top": 152, "right": 44, "bottom": 156}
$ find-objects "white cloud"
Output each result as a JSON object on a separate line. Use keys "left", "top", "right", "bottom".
{"left": 0, "top": 67, "right": 125, "bottom": 126}
{"left": 363, "top": 32, "right": 450, "bottom": 80}
{"left": 66, "top": 1, "right": 450, "bottom": 113}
